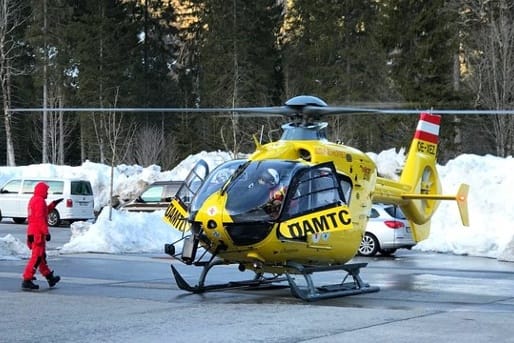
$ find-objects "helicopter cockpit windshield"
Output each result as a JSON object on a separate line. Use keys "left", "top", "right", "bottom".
{"left": 224, "top": 160, "right": 300, "bottom": 222}
{"left": 189, "top": 159, "right": 248, "bottom": 214}
{"left": 179, "top": 158, "right": 349, "bottom": 249}
{"left": 190, "top": 158, "right": 347, "bottom": 224}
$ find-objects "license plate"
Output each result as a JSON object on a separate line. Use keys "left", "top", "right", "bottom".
{"left": 79, "top": 202, "right": 89, "bottom": 206}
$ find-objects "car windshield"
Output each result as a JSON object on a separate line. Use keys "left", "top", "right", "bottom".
{"left": 140, "top": 185, "right": 163, "bottom": 202}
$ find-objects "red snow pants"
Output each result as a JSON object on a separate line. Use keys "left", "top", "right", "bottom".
{"left": 23, "top": 238, "right": 51, "bottom": 281}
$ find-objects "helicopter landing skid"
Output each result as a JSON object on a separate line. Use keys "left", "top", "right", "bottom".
{"left": 285, "top": 262, "right": 380, "bottom": 301}
{"left": 170, "top": 261, "right": 288, "bottom": 294}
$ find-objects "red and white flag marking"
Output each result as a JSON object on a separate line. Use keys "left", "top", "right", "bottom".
{"left": 414, "top": 112, "right": 441, "bottom": 144}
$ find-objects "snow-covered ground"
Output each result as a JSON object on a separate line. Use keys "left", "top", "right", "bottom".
{"left": 1, "top": 149, "right": 513, "bottom": 262}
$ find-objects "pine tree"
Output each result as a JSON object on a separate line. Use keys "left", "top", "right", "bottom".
{"left": 23, "top": 0, "right": 77, "bottom": 164}
{"left": 61, "top": 0, "right": 181, "bottom": 163}
{"left": 181, "top": 0, "right": 284, "bottom": 155}
{"left": 380, "top": 0, "right": 461, "bottom": 106}
{"left": 281, "top": 0, "right": 401, "bottom": 153}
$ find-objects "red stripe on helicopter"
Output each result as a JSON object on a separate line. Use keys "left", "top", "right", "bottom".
{"left": 419, "top": 112, "right": 441, "bottom": 125}
{"left": 414, "top": 112, "right": 441, "bottom": 144}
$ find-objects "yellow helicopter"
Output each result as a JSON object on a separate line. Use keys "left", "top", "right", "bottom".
{"left": 162, "top": 94, "right": 470, "bottom": 301}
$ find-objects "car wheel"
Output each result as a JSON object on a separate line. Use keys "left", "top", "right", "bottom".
{"left": 13, "top": 217, "right": 26, "bottom": 224}
{"left": 48, "top": 210, "right": 61, "bottom": 227}
{"left": 358, "top": 233, "right": 379, "bottom": 257}
{"left": 380, "top": 248, "right": 397, "bottom": 256}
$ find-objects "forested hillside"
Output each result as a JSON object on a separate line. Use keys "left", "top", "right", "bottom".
{"left": 0, "top": 0, "right": 512, "bottom": 167}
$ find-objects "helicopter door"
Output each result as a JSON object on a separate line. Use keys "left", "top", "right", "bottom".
{"left": 277, "top": 162, "right": 349, "bottom": 241}
{"left": 176, "top": 159, "right": 210, "bottom": 208}
{"left": 163, "top": 160, "right": 209, "bottom": 232}
{"left": 282, "top": 162, "right": 345, "bottom": 220}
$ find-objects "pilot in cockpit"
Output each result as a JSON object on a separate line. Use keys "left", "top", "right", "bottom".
{"left": 259, "top": 168, "right": 286, "bottom": 219}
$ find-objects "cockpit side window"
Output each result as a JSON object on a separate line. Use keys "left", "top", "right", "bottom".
{"left": 338, "top": 173, "right": 352, "bottom": 204}
{"left": 282, "top": 164, "right": 344, "bottom": 219}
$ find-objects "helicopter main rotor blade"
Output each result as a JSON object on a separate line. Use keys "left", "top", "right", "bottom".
{"left": 376, "top": 109, "right": 514, "bottom": 115}
{"left": 10, "top": 89, "right": 514, "bottom": 118}
{"left": 9, "top": 107, "right": 282, "bottom": 113}
{"left": 10, "top": 106, "right": 514, "bottom": 116}
{"left": 302, "top": 106, "right": 380, "bottom": 116}
{"left": 5, "top": 95, "right": 389, "bottom": 117}
{"left": 8, "top": 106, "right": 297, "bottom": 116}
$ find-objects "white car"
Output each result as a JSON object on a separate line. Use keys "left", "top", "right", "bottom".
{"left": 358, "top": 204, "right": 416, "bottom": 257}
{"left": 0, "top": 177, "right": 95, "bottom": 226}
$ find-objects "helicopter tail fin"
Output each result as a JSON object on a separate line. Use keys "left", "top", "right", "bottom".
{"left": 455, "top": 183, "right": 470, "bottom": 227}
{"left": 397, "top": 112, "right": 469, "bottom": 242}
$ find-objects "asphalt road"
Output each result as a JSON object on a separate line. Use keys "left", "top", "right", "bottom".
{"left": 1, "top": 220, "right": 514, "bottom": 343}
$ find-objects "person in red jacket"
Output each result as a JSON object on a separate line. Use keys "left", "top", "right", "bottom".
{"left": 21, "top": 182, "right": 63, "bottom": 290}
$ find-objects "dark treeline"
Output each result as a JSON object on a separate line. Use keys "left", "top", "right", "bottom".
{"left": 1, "top": 0, "right": 513, "bottom": 168}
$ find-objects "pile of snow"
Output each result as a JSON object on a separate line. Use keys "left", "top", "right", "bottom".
{"left": 1, "top": 149, "right": 513, "bottom": 263}
{"left": 419, "top": 154, "right": 514, "bottom": 260}
{"left": 0, "top": 235, "right": 29, "bottom": 260}
{"left": 60, "top": 209, "right": 183, "bottom": 254}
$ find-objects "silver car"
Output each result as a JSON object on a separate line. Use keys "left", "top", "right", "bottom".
{"left": 119, "top": 180, "right": 182, "bottom": 212}
{"left": 358, "top": 204, "right": 416, "bottom": 257}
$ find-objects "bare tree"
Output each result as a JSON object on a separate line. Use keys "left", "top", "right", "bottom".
{"left": 463, "top": 0, "right": 514, "bottom": 156}
{"left": 220, "top": 118, "right": 241, "bottom": 159}
{"left": 91, "top": 112, "right": 107, "bottom": 163}
{"left": 104, "top": 114, "right": 136, "bottom": 165}
{"left": 132, "top": 125, "right": 165, "bottom": 167}
{"left": 0, "top": 0, "right": 26, "bottom": 166}
{"left": 102, "top": 89, "right": 136, "bottom": 220}
{"left": 159, "top": 133, "right": 179, "bottom": 170}
{"left": 46, "top": 86, "right": 75, "bottom": 164}
{"left": 30, "top": 112, "right": 76, "bottom": 165}
{"left": 128, "top": 124, "right": 182, "bottom": 170}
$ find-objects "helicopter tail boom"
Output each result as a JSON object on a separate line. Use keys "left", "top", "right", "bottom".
{"left": 373, "top": 112, "right": 469, "bottom": 242}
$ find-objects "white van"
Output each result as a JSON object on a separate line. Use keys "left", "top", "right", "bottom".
{"left": 0, "top": 178, "right": 95, "bottom": 226}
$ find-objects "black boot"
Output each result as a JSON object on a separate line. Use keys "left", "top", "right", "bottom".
{"left": 46, "top": 271, "right": 61, "bottom": 288}
{"left": 21, "top": 279, "right": 39, "bottom": 290}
